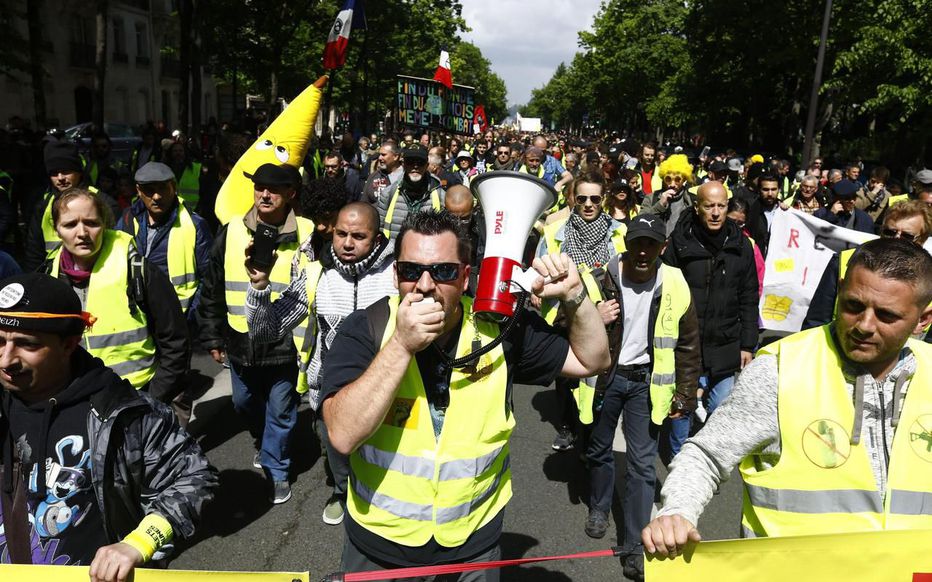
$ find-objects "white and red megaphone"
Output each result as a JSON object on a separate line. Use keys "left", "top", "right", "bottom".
{"left": 470, "top": 171, "right": 557, "bottom": 318}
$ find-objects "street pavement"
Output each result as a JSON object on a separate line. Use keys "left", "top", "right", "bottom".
{"left": 171, "top": 352, "right": 743, "bottom": 580}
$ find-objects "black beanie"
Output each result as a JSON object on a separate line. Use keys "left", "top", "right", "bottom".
{"left": 44, "top": 140, "right": 84, "bottom": 175}
{"left": 0, "top": 273, "right": 92, "bottom": 335}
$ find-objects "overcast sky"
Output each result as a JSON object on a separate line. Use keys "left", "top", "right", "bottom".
{"left": 461, "top": 0, "right": 604, "bottom": 107}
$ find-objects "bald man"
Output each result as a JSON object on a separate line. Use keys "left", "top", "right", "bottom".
{"left": 533, "top": 135, "right": 574, "bottom": 191}
{"left": 246, "top": 201, "right": 398, "bottom": 525}
{"left": 662, "top": 181, "right": 760, "bottom": 458}
{"left": 444, "top": 184, "right": 474, "bottom": 218}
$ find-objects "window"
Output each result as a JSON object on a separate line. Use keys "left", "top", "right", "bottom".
{"left": 135, "top": 22, "right": 150, "bottom": 65}
{"left": 112, "top": 17, "right": 127, "bottom": 62}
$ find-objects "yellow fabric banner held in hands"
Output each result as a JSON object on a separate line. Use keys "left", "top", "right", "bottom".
{"left": 0, "top": 565, "right": 309, "bottom": 581}
{"left": 214, "top": 76, "right": 327, "bottom": 226}
{"left": 646, "top": 529, "right": 932, "bottom": 581}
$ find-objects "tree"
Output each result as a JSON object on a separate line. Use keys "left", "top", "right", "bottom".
{"left": 450, "top": 41, "right": 508, "bottom": 121}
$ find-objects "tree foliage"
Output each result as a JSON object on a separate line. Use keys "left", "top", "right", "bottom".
{"left": 524, "top": 0, "right": 932, "bottom": 162}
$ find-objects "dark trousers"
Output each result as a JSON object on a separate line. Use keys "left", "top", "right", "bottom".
{"left": 314, "top": 408, "right": 350, "bottom": 497}
{"left": 341, "top": 536, "right": 501, "bottom": 582}
{"left": 554, "top": 376, "right": 579, "bottom": 431}
{"left": 586, "top": 369, "right": 658, "bottom": 550}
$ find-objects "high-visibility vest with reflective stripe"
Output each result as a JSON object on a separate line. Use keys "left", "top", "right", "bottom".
{"left": 382, "top": 188, "right": 442, "bottom": 239}
{"left": 572, "top": 267, "right": 607, "bottom": 425}
{"left": 177, "top": 162, "right": 202, "bottom": 210}
{"left": 517, "top": 164, "right": 545, "bottom": 179}
{"left": 51, "top": 230, "right": 157, "bottom": 388}
{"left": 646, "top": 264, "right": 692, "bottom": 424}
{"left": 40, "top": 187, "right": 101, "bottom": 254}
{"left": 223, "top": 215, "right": 313, "bottom": 357}
{"left": 888, "top": 193, "right": 909, "bottom": 206}
{"left": 347, "top": 296, "right": 512, "bottom": 547}
{"left": 741, "top": 326, "right": 932, "bottom": 537}
{"left": 131, "top": 204, "right": 199, "bottom": 311}
{"left": 295, "top": 261, "right": 325, "bottom": 394}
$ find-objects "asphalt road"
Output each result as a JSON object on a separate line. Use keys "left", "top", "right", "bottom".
{"left": 170, "top": 352, "right": 743, "bottom": 580}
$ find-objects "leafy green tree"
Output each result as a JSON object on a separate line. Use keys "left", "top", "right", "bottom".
{"left": 450, "top": 41, "right": 507, "bottom": 121}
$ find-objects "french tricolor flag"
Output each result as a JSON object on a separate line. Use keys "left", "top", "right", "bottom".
{"left": 323, "top": 0, "right": 366, "bottom": 70}
{"left": 433, "top": 48, "right": 453, "bottom": 89}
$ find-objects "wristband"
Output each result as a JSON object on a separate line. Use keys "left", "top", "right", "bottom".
{"left": 562, "top": 284, "right": 588, "bottom": 309}
{"left": 121, "top": 514, "right": 174, "bottom": 562}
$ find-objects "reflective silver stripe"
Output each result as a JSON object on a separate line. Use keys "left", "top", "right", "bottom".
{"left": 45, "top": 240, "right": 61, "bottom": 251}
{"left": 228, "top": 305, "right": 246, "bottom": 316}
{"left": 351, "top": 477, "right": 433, "bottom": 521}
{"left": 651, "top": 372, "right": 675, "bottom": 385}
{"left": 109, "top": 354, "right": 156, "bottom": 377}
{"left": 653, "top": 336, "right": 677, "bottom": 349}
{"left": 439, "top": 446, "right": 506, "bottom": 481}
{"left": 86, "top": 327, "right": 150, "bottom": 349}
{"left": 889, "top": 490, "right": 932, "bottom": 515}
{"left": 356, "top": 444, "right": 435, "bottom": 479}
{"left": 178, "top": 296, "right": 192, "bottom": 310}
{"left": 171, "top": 272, "right": 197, "bottom": 285}
{"left": 741, "top": 525, "right": 759, "bottom": 538}
{"left": 436, "top": 456, "right": 510, "bottom": 524}
{"left": 745, "top": 484, "right": 882, "bottom": 514}
{"left": 226, "top": 281, "right": 251, "bottom": 292}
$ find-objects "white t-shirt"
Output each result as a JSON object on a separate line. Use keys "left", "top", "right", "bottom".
{"left": 617, "top": 267, "right": 662, "bottom": 366}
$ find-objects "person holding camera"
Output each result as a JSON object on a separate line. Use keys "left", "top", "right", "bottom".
{"left": 582, "top": 214, "right": 700, "bottom": 581}
{"left": 197, "top": 163, "right": 314, "bottom": 504}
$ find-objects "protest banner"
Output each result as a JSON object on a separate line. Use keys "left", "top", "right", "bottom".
{"left": 646, "top": 528, "right": 932, "bottom": 581}
{"left": 759, "top": 209, "right": 876, "bottom": 333}
{"left": 395, "top": 75, "right": 476, "bottom": 134}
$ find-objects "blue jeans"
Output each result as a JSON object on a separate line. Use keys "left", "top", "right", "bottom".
{"left": 586, "top": 370, "right": 658, "bottom": 550}
{"left": 669, "top": 373, "right": 735, "bottom": 457}
{"left": 230, "top": 362, "right": 299, "bottom": 482}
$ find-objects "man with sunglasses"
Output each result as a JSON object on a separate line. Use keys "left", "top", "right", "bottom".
{"left": 319, "top": 210, "right": 610, "bottom": 581}
{"left": 375, "top": 144, "right": 445, "bottom": 240}
{"left": 490, "top": 143, "right": 516, "bottom": 171}
{"left": 321, "top": 152, "right": 363, "bottom": 202}
{"left": 804, "top": 200, "right": 932, "bottom": 332}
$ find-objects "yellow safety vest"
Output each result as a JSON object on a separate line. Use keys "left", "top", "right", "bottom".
{"left": 888, "top": 193, "right": 909, "bottom": 206}
{"left": 130, "top": 204, "right": 199, "bottom": 311}
{"left": 572, "top": 267, "right": 608, "bottom": 425}
{"left": 644, "top": 264, "right": 692, "bottom": 424}
{"left": 223, "top": 215, "right": 313, "bottom": 356}
{"left": 295, "top": 260, "right": 325, "bottom": 394}
{"left": 347, "top": 296, "right": 512, "bottom": 547}
{"left": 741, "top": 326, "right": 932, "bottom": 537}
{"left": 177, "top": 162, "right": 202, "bottom": 210}
{"left": 382, "top": 188, "right": 441, "bottom": 239}
{"left": 518, "top": 164, "right": 545, "bottom": 179}
{"left": 50, "top": 231, "right": 157, "bottom": 388}
{"left": 40, "top": 186, "right": 101, "bottom": 254}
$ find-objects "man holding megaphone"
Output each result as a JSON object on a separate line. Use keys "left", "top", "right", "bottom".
{"left": 318, "top": 210, "right": 610, "bottom": 580}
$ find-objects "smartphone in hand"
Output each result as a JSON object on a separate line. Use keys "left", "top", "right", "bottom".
{"left": 250, "top": 223, "right": 278, "bottom": 267}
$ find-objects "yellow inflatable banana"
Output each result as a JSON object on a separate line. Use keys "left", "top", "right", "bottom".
{"left": 215, "top": 75, "right": 328, "bottom": 225}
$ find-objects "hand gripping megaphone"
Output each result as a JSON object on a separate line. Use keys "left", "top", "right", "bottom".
{"left": 470, "top": 171, "right": 557, "bottom": 318}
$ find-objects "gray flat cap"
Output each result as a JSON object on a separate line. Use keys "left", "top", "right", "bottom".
{"left": 727, "top": 157, "right": 743, "bottom": 172}
{"left": 135, "top": 161, "right": 175, "bottom": 184}
{"left": 915, "top": 168, "right": 932, "bottom": 185}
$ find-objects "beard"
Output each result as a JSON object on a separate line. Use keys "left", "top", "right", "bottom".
{"left": 407, "top": 172, "right": 424, "bottom": 183}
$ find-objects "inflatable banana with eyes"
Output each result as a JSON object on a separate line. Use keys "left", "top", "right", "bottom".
{"left": 214, "top": 75, "right": 328, "bottom": 225}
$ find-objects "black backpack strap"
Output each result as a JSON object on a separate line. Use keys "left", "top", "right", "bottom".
{"left": 127, "top": 251, "right": 147, "bottom": 315}
{"left": 365, "top": 296, "right": 392, "bottom": 347}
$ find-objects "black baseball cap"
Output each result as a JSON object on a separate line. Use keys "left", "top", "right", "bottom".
{"left": 625, "top": 214, "right": 667, "bottom": 244}
{"left": 403, "top": 144, "right": 429, "bottom": 162}
{"left": 832, "top": 179, "right": 860, "bottom": 199}
{"left": 244, "top": 163, "right": 301, "bottom": 187}
{"left": 0, "top": 273, "right": 93, "bottom": 335}
{"left": 709, "top": 160, "right": 727, "bottom": 173}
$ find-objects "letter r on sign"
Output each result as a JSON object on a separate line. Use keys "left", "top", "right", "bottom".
{"left": 788, "top": 228, "right": 800, "bottom": 248}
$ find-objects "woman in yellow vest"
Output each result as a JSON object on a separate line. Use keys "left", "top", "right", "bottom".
{"left": 167, "top": 141, "right": 202, "bottom": 213}
{"left": 604, "top": 177, "right": 640, "bottom": 225}
{"left": 643, "top": 238, "right": 932, "bottom": 558}
{"left": 41, "top": 188, "right": 190, "bottom": 404}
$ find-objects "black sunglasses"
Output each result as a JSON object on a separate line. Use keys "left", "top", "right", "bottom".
{"left": 575, "top": 194, "right": 603, "bottom": 206}
{"left": 881, "top": 227, "right": 920, "bottom": 242}
{"left": 397, "top": 262, "right": 461, "bottom": 282}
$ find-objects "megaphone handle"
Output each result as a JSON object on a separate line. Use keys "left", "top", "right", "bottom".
{"left": 507, "top": 266, "right": 556, "bottom": 293}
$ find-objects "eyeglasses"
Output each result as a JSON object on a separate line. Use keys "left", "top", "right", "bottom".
{"left": 880, "top": 227, "right": 921, "bottom": 242}
{"left": 497, "top": 150, "right": 510, "bottom": 156}
{"left": 403, "top": 158, "right": 427, "bottom": 167}
{"left": 663, "top": 175, "right": 685, "bottom": 185}
{"left": 575, "top": 195, "right": 603, "bottom": 206}
{"left": 396, "top": 261, "right": 461, "bottom": 282}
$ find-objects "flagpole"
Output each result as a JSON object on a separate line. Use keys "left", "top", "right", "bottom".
{"left": 326, "top": 68, "right": 336, "bottom": 138}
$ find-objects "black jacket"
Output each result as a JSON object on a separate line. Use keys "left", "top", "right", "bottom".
{"left": 663, "top": 213, "right": 760, "bottom": 377}
{"left": 197, "top": 210, "right": 302, "bottom": 367}
{"left": 41, "top": 250, "right": 191, "bottom": 403}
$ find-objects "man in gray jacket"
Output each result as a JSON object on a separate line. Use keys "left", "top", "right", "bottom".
{"left": 375, "top": 144, "right": 445, "bottom": 239}
{"left": 246, "top": 202, "right": 396, "bottom": 526}
{"left": 0, "top": 273, "right": 216, "bottom": 579}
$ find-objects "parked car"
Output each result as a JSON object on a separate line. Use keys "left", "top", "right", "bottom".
{"left": 64, "top": 122, "right": 142, "bottom": 167}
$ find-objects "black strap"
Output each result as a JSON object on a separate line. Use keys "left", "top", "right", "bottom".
{"left": 365, "top": 297, "right": 392, "bottom": 348}
{"left": 127, "top": 251, "right": 147, "bottom": 315}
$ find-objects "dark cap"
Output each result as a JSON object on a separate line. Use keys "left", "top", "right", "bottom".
{"left": 244, "top": 163, "right": 301, "bottom": 187}
{"left": 0, "top": 273, "right": 93, "bottom": 335}
{"left": 746, "top": 162, "right": 765, "bottom": 182}
{"left": 607, "top": 143, "right": 623, "bottom": 158}
{"left": 44, "top": 140, "right": 84, "bottom": 175}
{"left": 134, "top": 161, "right": 175, "bottom": 184}
{"left": 709, "top": 160, "right": 727, "bottom": 173}
{"left": 832, "top": 179, "right": 860, "bottom": 199}
{"left": 402, "top": 144, "right": 428, "bottom": 162}
{"left": 625, "top": 214, "right": 667, "bottom": 244}
{"left": 610, "top": 178, "right": 633, "bottom": 195}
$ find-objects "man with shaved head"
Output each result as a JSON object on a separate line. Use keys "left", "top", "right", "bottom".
{"left": 533, "top": 135, "right": 574, "bottom": 192}
{"left": 445, "top": 184, "right": 485, "bottom": 293}
{"left": 246, "top": 200, "right": 397, "bottom": 525}
{"left": 663, "top": 181, "right": 760, "bottom": 458}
